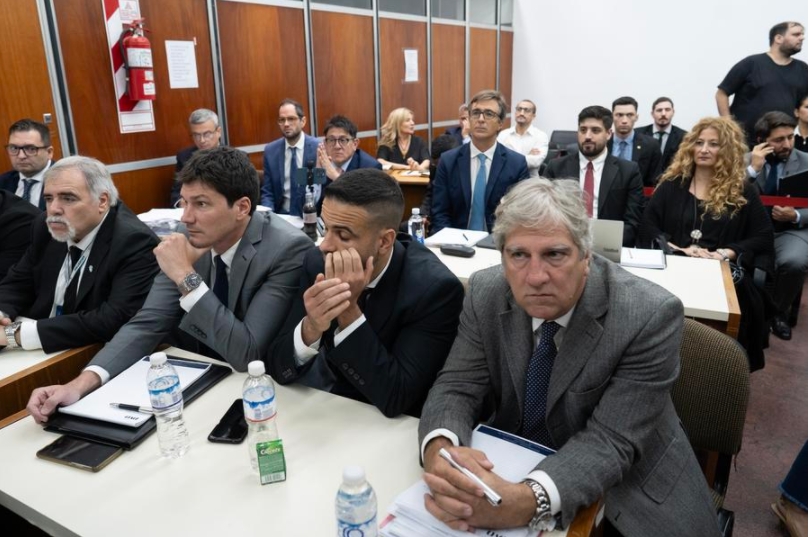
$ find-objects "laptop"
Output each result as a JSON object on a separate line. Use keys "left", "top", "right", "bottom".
{"left": 591, "top": 219, "right": 624, "bottom": 263}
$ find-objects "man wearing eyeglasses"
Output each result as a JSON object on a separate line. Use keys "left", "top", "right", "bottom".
{"left": 169, "top": 108, "right": 222, "bottom": 206}
{"left": 431, "top": 90, "right": 529, "bottom": 235}
{"left": 260, "top": 99, "right": 320, "bottom": 215}
{"left": 497, "top": 100, "right": 549, "bottom": 178}
{"left": 317, "top": 115, "right": 382, "bottom": 187}
{"left": 0, "top": 118, "right": 55, "bottom": 210}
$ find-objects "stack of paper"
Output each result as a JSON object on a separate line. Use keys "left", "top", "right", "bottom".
{"left": 620, "top": 248, "right": 666, "bottom": 270}
{"left": 425, "top": 228, "right": 489, "bottom": 247}
{"left": 380, "top": 426, "right": 567, "bottom": 537}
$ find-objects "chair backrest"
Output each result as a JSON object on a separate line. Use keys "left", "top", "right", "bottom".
{"left": 548, "top": 130, "right": 578, "bottom": 150}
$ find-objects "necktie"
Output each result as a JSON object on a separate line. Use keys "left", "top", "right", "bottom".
{"left": 764, "top": 161, "right": 780, "bottom": 195}
{"left": 21, "top": 179, "right": 35, "bottom": 203}
{"left": 468, "top": 153, "right": 487, "bottom": 231}
{"left": 655, "top": 131, "right": 666, "bottom": 153}
{"left": 213, "top": 255, "right": 229, "bottom": 306}
{"left": 522, "top": 321, "right": 562, "bottom": 448}
{"left": 583, "top": 162, "right": 595, "bottom": 217}
{"left": 62, "top": 246, "right": 83, "bottom": 314}
{"left": 617, "top": 140, "right": 628, "bottom": 160}
{"left": 289, "top": 147, "right": 300, "bottom": 215}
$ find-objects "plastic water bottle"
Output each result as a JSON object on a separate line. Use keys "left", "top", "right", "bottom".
{"left": 243, "top": 360, "right": 278, "bottom": 473}
{"left": 408, "top": 208, "right": 424, "bottom": 244}
{"left": 303, "top": 190, "right": 318, "bottom": 242}
{"left": 336, "top": 466, "right": 378, "bottom": 537}
{"left": 146, "top": 352, "right": 189, "bottom": 458}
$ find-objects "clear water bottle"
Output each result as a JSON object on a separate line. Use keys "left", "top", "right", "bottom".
{"left": 336, "top": 466, "right": 378, "bottom": 537}
{"left": 303, "top": 189, "right": 318, "bottom": 242}
{"left": 243, "top": 360, "right": 278, "bottom": 473}
{"left": 147, "top": 352, "right": 189, "bottom": 458}
{"left": 408, "top": 208, "right": 424, "bottom": 244}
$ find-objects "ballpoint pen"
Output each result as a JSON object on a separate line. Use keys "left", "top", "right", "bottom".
{"left": 439, "top": 447, "right": 502, "bottom": 506}
{"left": 110, "top": 402, "right": 154, "bottom": 414}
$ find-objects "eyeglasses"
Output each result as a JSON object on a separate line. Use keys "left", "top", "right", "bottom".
{"left": 515, "top": 106, "right": 534, "bottom": 113}
{"left": 470, "top": 109, "right": 500, "bottom": 121}
{"left": 191, "top": 131, "right": 217, "bottom": 141}
{"left": 277, "top": 116, "right": 301, "bottom": 125}
{"left": 6, "top": 144, "right": 48, "bottom": 156}
{"left": 324, "top": 137, "right": 354, "bottom": 147}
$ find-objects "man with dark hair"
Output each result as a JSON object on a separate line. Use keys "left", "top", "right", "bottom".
{"left": 0, "top": 190, "right": 42, "bottom": 280}
{"left": 27, "top": 147, "right": 315, "bottom": 423}
{"left": 261, "top": 99, "right": 320, "bottom": 215}
{"left": 497, "top": 99, "right": 550, "bottom": 178}
{"left": 544, "top": 105, "right": 644, "bottom": 246}
{"left": 746, "top": 111, "right": 808, "bottom": 340}
{"left": 717, "top": 21, "right": 807, "bottom": 145}
{"left": 607, "top": 96, "right": 662, "bottom": 186}
{"left": 268, "top": 168, "right": 464, "bottom": 418}
{"left": 169, "top": 108, "right": 222, "bottom": 206}
{"left": 0, "top": 156, "right": 159, "bottom": 353}
{"left": 431, "top": 90, "right": 529, "bottom": 234}
{"left": 0, "top": 119, "right": 54, "bottom": 209}
{"left": 636, "top": 97, "right": 687, "bottom": 171}
{"left": 316, "top": 115, "right": 381, "bottom": 184}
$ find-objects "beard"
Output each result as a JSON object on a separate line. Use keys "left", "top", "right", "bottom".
{"left": 46, "top": 216, "right": 77, "bottom": 242}
{"left": 578, "top": 140, "right": 606, "bottom": 158}
{"left": 780, "top": 42, "right": 802, "bottom": 56}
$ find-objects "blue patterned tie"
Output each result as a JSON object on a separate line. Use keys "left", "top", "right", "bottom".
{"left": 468, "top": 153, "right": 487, "bottom": 231}
{"left": 213, "top": 255, "right": 229, "bottom": 306}
{"left": 21, "top": 179, "right": 35, "bottom": 203}
{"left": 617, "top": 140, "right": 628, "bottom": 160}
{"left": 522, "top": 321, "right": 561, "bottom": 448}
{"left": 764, "top": 161, "right": 779, "bottom": 195}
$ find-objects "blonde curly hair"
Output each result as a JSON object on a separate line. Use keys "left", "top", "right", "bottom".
{"left": 659, "top": 116, "right": 748, "bottom": 218}
{"left": 379, "top": 108, "right": 413, "bottom": 149}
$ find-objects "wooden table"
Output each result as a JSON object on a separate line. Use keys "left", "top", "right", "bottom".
{"left": 388, "top": 169, "right": 429, "bottom": 221}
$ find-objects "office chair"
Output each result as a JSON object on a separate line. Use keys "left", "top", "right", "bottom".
{"left": 672, "top": 319, "right": 750, "bottom": 537}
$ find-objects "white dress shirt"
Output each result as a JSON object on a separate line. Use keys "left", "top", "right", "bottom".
{"left": 13, "top": 160, "right": 52, "bottom": 208}
{"left": 578, "top": 150, "right": 608, "bottom": 217}
{"left": 497, "top": 126, "right": 550, "bottom": 177}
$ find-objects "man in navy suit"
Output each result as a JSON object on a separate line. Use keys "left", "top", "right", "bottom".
{"left": 0, "top": 119, "right": 54, "bottom": 210}
{"left": 635, "top": 97, "right": 687, "bottom": 173}
{"left": 431, "top": 90, "right": 529, "bottom": 234}
{"left": 316, "top": 115, "right": 381, "bottom": 183}
{"left": 607, "top": 96, "right": 662, "bottom": 187}
{"left": 260, "top": 99, "right": 320, "bottom": 215}
{"left": 169, "top": 108, "right": 222, "bottom": 206}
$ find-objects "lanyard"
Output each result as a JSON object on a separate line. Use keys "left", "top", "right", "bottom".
{"left": 52, "top": 247, "right": 90, "bottom": 317}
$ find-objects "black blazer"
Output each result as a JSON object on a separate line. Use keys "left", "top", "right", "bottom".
{"left": 268, "top": 236, "right": 465, "bottom": 418}
{"left": 544, "top": 153, "right": 644, "bottom": 247}
{"left": 636, "top": 124, "right": 687, "bottom": 174}
{"left": 0, "top": 169, "right": 47, "bottom": 210}
{"left": 0, "top": 203, "right": 160, "bottom": 352}
{"left": 607, "top": 133, "right": 663, "bottom": 187}
{"left": 0, "top": 190, "right": 41, "bottom": 280}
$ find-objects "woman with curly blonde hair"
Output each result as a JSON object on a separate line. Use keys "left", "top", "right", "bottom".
{"left": 376, "top": 108, "right": 430, "bottom": 171}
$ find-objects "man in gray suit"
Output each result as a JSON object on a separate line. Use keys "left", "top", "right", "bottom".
{"left": 419, "top": 178, "right": 719, "bottom": 536}
{"left": 747, "top": 111, "right": 808, "bottom": 340}
{"left": 27, "top": 147, "right": 315, "bottom": 423}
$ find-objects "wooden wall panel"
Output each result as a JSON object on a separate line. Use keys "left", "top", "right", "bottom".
{"left": 469, "top": 28, "right": 497, "bottom": 96}
{"left": 358, "top": 137, "right": 378, "bottom": 157}
{"left": 499, "top": 30, "right": 513, "bottom": 107}
{"left": 0, "top": 0, "right": 62, "bottom": 170}
{"left": 113, "top": 165, "right": 175, "bottom": 213}
{"left": 218, "top": 3, "right": 309, "bottom": 146}
{"left": 431, "top": 24, "right": 465, "bottom": 123}
{"left": 312, "top": 12, "right": 376, "bottom": 133}
{"left": 379, "top": 19, "right": 427, "bottom": 125}
{"left": 54, "top": 0, "right": 215, "bottom": 164}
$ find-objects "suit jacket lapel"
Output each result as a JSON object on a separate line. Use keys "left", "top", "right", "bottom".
{"left": 42, "top": 241, "right": 67, "bottom": 305}
{"left": 563, "top": 154, "right": 580, "bottom": 178}
{"left": 599, "top": 157, "right": 619, "bottom": 207}
{"left": 227, "top": 214, "right": 262, "bottom": 311}
{"left": 784, "top": 150, "right": 801, "bottom": 176}
{"left": 459, "top": 144, "right": 472, "bottom": 210}
{"left": 485, "top": 144, "right": 507, "bottom": 203}
{"left": 500, "top": 292, "right": 535, "bottom": 413}
{"left": 363, "top": 240, "right": 405, "bottom": 331}
{"left": 75, "top": 206, "right": 117, "bottom": 306}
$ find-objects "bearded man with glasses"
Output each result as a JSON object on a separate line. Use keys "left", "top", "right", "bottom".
{"left": 1, "top": 118, "right": 55, "bottom": 210}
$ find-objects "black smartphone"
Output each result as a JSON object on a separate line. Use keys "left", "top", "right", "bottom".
{"left": 36, "top": 436, "right": 123, "bottom": 472}
{"left": 208, "top": 398, "right": 248, "bottom": 444}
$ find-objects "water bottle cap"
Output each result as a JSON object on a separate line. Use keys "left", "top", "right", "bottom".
{"left": 342, "top": 465, "right": 366, "bottom": 486}
{"left": 411, "top": 207, "right": 420, "bottom": 215}
{"left": 149, "top": 352, "right": 167, "bottom": 365}
{"left": 247, "top": 361, "right": 266, "bottom": 376}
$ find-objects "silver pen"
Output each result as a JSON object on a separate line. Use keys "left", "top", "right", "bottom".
{"left": 110, "top": 402, "right": 154, "bottom": 414}
{"left": 438, "top": 447, "right": 502, "bottom": 506}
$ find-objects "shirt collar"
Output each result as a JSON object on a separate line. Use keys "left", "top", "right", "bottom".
{"left": 470, "top": 141, "right": 498, "bottom": 161}
{"left": 21, "top": 160, "right": 52, "bottom": 181}
{"left": 531, "top": 305, "right": 577, "bottom": 333}
{"left": 68, "top": 208, "right": 110, "bottom": 250}
{"left": 656, "top": 126, "right": 672, "bottom": 135}
{"left": 211, "top": 236, "right": 241, "bottom": 268}
{"left": 613, "top": 131, "right": 635, "bottom": 144}
{"left": 285, "top": 135, "right": 305, "bottom": 152}
{"left": 366, "top": 247, "right": 394, "bottom": 289}
{"left": 579, "top": 148, "right": 608, "bottom": 170}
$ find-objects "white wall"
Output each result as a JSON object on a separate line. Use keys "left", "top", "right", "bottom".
{"left": 511, "top": 0, "right": 808, "bottom": 134}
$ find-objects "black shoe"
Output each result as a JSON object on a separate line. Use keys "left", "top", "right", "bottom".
{"left": 771, "top": 316, "right": 792, "bottom": 340}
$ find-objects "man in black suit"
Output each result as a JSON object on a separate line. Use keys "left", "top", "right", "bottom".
{"left": 0, "top": 156, "right": 159, "bottom": 353}
{"left": 0, "top": 119, "right": 54, "bottom": 210}
{"left": 607, "top": 96, "right": 662, "bottom": 187}
{"left": 545, "top": 105, "right": 644, "bottom": 247}
{"left": 444, "top": 104, "right": 470, "bottom": 146}
{"left": 0, "top": 190, "right": 40, "bottom": 280}
{"left": 268, "top": 168, "right": 464, "bottom": 418}
{"left": 636, "top": 97, "right": 687, "bottom": 172}
{"left": 169, "top": 108, "right": 222, "bottom": 206}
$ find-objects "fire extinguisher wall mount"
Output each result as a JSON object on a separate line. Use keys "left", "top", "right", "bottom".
{"left": 119, "top": 18, "right": 156, "bottom": 101}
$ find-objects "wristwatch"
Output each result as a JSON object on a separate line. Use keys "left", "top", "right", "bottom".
{"left": 4, "top": 321, "right": 22, "bottom": 350}
{"left": 522, "top": 478, "right": 556, "bottom": 532}
{"left": 177, "top": 272, "right": 204, "bottom": 294}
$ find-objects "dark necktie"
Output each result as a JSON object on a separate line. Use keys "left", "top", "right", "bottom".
{"left": 764, "top": 161, "right": 780, "bottom": 195}
{"left": 21, "top": 179, "right": 35, "bottom": 203}
{"left": 617, "top": 140, "right": 628, "bottom": 160}
{"left": 655, "top": 131, "right": 666, "bottom": 153}
{"left": 468, "top": 153, "right": 487, "bottom": 231}
{"left": 583, "top": 162, "right": 595, "bottom": 218}
{"left": 62, "top": 246, "right": 83, "bottom": 314}
{"left": 213, "top": 255, "right": 229, "bottom": 306}
{"left": 522, "top": 321, "right": 562, "bottom": 448}
{"left": 289, "top": 147, "right": 299, "bottom": 215}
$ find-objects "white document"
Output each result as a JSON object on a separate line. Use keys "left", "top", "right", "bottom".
{"left": 404, "top": 49, "right": 419, "bottom": 82}
{"left": 424, "top": 227, "right": 489, "bottom": 247}
{"left": 137, "top": 208, "right": 183, "bottom": 222}
{"left": 58, "top": 357, "right": 210, "bottom": 427}
{"left": 620, "top": 247, "right": 666, "bottom": 270}
{"left": 165, "top": 40, "right": 199, "bottom": 89}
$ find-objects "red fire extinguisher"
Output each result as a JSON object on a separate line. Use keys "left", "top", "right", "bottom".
{"left": 119, "top": 19, "right": 156, "bottom": 101}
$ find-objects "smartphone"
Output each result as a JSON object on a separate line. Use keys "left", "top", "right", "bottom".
{"left": 36, "top": 436, "right": 123, "bottom": 472}
{"left": 208, "top": 398, "right": 248, "bottom": 444}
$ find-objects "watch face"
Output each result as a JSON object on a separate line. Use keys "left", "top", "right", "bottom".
{"left": 183, "top": 273, "right": 203, "bottom": 290}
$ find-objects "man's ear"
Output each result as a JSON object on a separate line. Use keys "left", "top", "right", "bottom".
{"left": 378, "top": 227, "right": 396, "bottom": 254}
{"left": 234, "top": 196, "right": 252, "bottom": 218}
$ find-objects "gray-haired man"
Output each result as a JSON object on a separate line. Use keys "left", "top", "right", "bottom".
{"left": 170, "top": 108, "right": 222, "bottom": 205}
